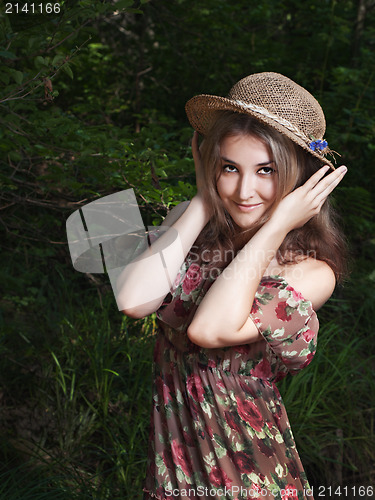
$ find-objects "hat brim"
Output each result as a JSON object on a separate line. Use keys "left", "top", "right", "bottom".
{"left": 185, "top": 94, "right": 335, "bottom": 170}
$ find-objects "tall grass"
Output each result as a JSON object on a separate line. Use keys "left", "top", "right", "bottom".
{"left": 279, "top": 293, "right": 375, "bottom": 491}
{"left": 1, "top": 264, "right": 154, "bottom": 499}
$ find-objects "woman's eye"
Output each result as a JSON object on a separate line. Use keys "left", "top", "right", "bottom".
{"left": 223, "top": 164, "right": 238, "bottom": 173}
{"left": 258, "top": 166, "right": 276, "bottom": 175}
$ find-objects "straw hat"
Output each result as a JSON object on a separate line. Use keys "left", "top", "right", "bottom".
{"left": 185, "top": 72, "right": 336, "bottom": 169}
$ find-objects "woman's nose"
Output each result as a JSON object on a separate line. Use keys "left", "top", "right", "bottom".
{"left": 238, "top": 174, "right": 257, "bottom": 200}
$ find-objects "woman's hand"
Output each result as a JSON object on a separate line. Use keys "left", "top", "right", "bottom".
{"left": 270, "top": 164, "right": 347, "bottom": 233}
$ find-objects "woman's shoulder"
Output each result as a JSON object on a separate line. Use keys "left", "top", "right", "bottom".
{"left": 281, "top": 258, "right": 336, "bottom": 311}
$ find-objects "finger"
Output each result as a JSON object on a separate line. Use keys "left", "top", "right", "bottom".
{"left": 310, "top": 170, "right": 347, "bottom": 214}
{"left": 311, "top": 165, "right": 347, "bottom": 197}
{"left": 304, "top": 165, "right": 346, "bottom": 199}
{"left": 314, "top": 165, "right": 347, "bottom": 201}
{"left": 302, "top": 165, "right": 331, "bottom": 191}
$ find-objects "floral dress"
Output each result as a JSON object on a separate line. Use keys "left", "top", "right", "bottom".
{"left": 143, "top": 254, "right": 318, "bottom": 500}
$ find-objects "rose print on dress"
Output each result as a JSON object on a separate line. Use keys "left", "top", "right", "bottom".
{"left": 282, "top": 484, "right": 299, "bottom": 500}
{"left": 171, "top": 439, "right": 193, "bottom": 476}
{"left": 256, "top": 437, "right": 274, "bottom": 458}
{"left": 251, "top": 358, "right": 273, "bottom": 379}
{"left": 186, "top": 373, "right": 205, "bottom": 403}
{"left": 230, "top": 450, "right": 255, "bottom": 474}
{"left": 275, "top": 301, "right": 293, "bottom": 322}
{"left": 182, "top": 263, "right": 202, "bottom": 295}
{"left": 208, "top": 466, "right": 233, "bottom": 489}
{"left": 236, "top": 397, "right": 264, "bottom": 432}
{"left": 224, "top": 411, "right": 243, "bottom": 434}
{"left": 302, "top": 329, "right": 315, "bottom": 342}
{"left": 173, "top": 298, "right": 189, "bottom": 317}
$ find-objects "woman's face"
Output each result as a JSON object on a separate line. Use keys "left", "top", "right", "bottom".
{"left": 216, "top": 134, "right": 278, "bottom": 230}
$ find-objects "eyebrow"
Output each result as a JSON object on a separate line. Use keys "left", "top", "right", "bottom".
{"left": 220, "top": 156, "right": 275, "bottom": 167}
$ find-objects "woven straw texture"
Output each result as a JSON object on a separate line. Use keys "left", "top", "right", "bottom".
{"left": 185, "top": 72, "right": 334, "bottom": 168}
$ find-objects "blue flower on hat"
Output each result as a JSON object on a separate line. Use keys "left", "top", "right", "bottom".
{"left": 309, "top": 139, "right": 328, "bottom": 152}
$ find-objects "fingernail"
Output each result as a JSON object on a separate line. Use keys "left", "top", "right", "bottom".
{"left": 341, "top": 166, "right": 347, "bottom": 174}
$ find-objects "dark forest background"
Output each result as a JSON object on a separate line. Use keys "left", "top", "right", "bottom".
{"left": 1, "top": 0, "right": 375, "bottom": 498}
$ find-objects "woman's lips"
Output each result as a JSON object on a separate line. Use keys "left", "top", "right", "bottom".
{"left": 235, "top": 202, "right": 262, "bottom": 212}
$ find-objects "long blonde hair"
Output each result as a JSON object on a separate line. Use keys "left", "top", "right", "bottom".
{"left": 192, "top": 111, "right": 347, "bottom": 281}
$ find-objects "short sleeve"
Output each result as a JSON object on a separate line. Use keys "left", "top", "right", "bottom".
{"left": 249, "top": 276, "right": 319, "bottom": 375}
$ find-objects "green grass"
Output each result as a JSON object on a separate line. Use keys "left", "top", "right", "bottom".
{"left": 1, "top": 264, "right": 155, "bottom": 499}
{"left": 279, "top": 293, "right": 375, "bottom": 490}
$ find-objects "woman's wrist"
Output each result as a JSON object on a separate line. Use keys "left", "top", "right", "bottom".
{"left": 261, "top": 216, "right": 290, "bottom": 241}
{"left": 190, "top": 194, "right": 211, "bottom": 226}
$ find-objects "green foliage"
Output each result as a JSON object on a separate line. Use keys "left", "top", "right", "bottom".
{"left": 279, "top": 303, "right": 375, "bottom": 486}
{"left": 1, "top": 268, "right": 155, "bottom": 499}
{"left": 0, "top": 0, "right": 375, "bottom": 496}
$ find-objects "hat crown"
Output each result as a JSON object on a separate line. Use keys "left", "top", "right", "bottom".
{"left": 227, "top": 72, "right": 326, "bottom": 141}
{"left": 185, "top": 71, "right": 334, "bottom": 169}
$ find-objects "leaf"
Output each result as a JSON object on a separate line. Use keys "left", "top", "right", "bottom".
{"left": 176, "top": 388, "right": 184, "bottom": 405}
{"left": 11, "top": 70, "right": 23, "bottom": 84}
{"left": 282, "top": 427, "right": 294, "bottom": 448}
{"left": 62, "top": 63, "right": 74, "bottom": 79}
{"left": 27, "top": 36, "right": 39, "bottom": 50}
{"left": 213, "top": 433, "right": 227, "bottom": 450}
{"left": 52, "top": 54, "right": 66, "bottom": 67}
{"left": 114, "top": 0, "right": 135, "bottom": 10}
{"left": 215, "top": 446, "right": 227, "bottom": 459}
{"left": 123, "top": 8, "right": 143, "bottom": 14}
{"left": 155, "top": 453, "right": 163, "bottom": 468}
{"left": 8, "top": 151, "right": 22, "bottom": 161}
{"left": 275, "top": 463, "right": 284, "bottom": 478}
{"left": 34, "top": 56, "right": 49, "bottom": 69}
{"left": 176, "top": 467, "right": 184, "bottom": 482}
{"left": 271, "top": 328, "right": 285, "bottom": 339}
{"left": 0, "top": 71, "right": 10, "bottom": 85}
{"left": 299, "top": 348, "right": 310, "bottom": 357}
{"left": 0, "top": 50, "right": 17, "bottom": 59}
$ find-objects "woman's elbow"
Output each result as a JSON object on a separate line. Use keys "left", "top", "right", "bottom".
{"left": 121, "top": 306, "right": 149, "bottom": 319}
{"left": 187, "top": 323, "right": 220, "bottom": 348}
{"left": 119, "top": 295, "right": 165, "bottom": 319}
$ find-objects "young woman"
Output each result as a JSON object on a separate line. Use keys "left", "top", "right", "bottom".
{"left": 119, "top": 72, "right": 347, "bottom": 499}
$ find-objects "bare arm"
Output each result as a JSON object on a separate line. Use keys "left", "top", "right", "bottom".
{"left": 119, "top": 133, "right": 210, "bottom": 318}
{"left": 117, "top": 196, "right": 209, "bottom": 318}
{"left": 187, "top": 164, "right": 347, "bottom": 348}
